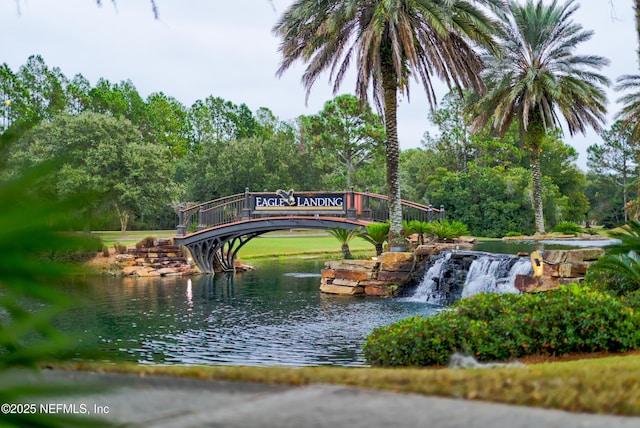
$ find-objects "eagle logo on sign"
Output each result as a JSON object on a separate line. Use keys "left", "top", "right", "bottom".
{"left": 276, "top": 189, "right": 296, "bottom": 206}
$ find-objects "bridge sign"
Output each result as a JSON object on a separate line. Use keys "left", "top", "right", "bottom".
{"left": 175, "top": 189, "right": 443, "bottom": 273}
{"left": 252, "top": 190, "right": 346, "bottom": 215}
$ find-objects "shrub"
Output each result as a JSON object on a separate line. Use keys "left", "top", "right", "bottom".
{"left": 505, "top": 231, "right": 524, "bottom": 237}
{"left": 114, "top": 241, "right": 127, "bottom": 254}
{"left": 36, "top": 232, "right": 103, "bottom": 263}
{"left": 425, "top": 219, "right": 469, "bottom": 240}
{"left": 552, "top": 221, "right": 582, "bottom": 235}
{"left": 363, "top": 285, "right": 640, "bottom": 366}
{"left": 406, "top": 220, "right": 429, "bottom": 245}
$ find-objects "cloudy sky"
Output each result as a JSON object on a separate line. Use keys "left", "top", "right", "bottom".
{"left": 1, "top": 0, "right": 637, "bottom": 169}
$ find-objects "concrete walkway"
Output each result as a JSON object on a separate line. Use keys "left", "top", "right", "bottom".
{"left": 20, "top": 370, "right": 640, "bottom": 428}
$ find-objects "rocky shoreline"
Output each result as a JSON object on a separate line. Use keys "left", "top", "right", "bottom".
{"left": 87, "top": 237, "right": 255, "bottom": 277}
{"left": 87, "top": 238, "right": 197, "bottom": 277}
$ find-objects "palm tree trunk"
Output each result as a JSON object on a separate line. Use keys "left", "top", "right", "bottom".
{"left": 381, "top": 46, "right": 403, "bottom": 249}
{"left": 375, "top": 243, "right": 383, "bottom": 256}
{"left": 525, "top": 117, "right": 546, "bottom": 235}
{"left": 341, "top": 243, "right": 352, "bottom": 259}
{"left": 530, "top": 148, "right": 545, "bottom": 234}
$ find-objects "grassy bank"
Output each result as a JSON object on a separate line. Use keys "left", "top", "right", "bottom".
{"left": 92, "top": 230, "right": 375, "bottom": 260}
{"left": 238, "top": 233, "right": 372, "bottom": 260}
{"left": 92, "top": 230, "right": 176, "bottom": 248}
{"left": 60, "top": 352, "right": 640, "bottom": 416}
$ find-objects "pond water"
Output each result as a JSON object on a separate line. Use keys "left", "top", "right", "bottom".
{"left": 56, "top": 259, "right": 440, "bottom": 367}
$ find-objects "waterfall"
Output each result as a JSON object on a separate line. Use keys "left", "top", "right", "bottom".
{"left": 406, "top": 253, "right": 452, "bottom": 304}
{"left": 409, "top": 251, "right": 533, "bottom": 305}
{"left": 461, "top": 255, "right": 532, "bottom": 298}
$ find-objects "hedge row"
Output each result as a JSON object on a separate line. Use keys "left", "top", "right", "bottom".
{"left": 363, "top": 285, "right": 640, "bottom": 367}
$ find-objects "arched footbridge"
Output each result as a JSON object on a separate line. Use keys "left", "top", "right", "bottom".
{"left": 174, "top": 189, "right": 443, "bottom": 273}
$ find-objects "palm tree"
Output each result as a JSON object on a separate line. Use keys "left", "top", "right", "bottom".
{"left": 327, "top": 226, "right": 365, "bottom": 259}
{"left": 362, "top": 222, "right": 390, "bottom": 256}
{"left": 468, "top": 0, "right": 609, "bottom": 234}
{"left": 616, "top": 74, "right": 640, "bottom": 143}
{"left": 272, "top": 0, "right": 503, "bottom": 247}
{"left": 589, "top": 220, "right": 640, "bottom": 296}
{"left": 612, "top": 1, "right": 640, "bottom": 210}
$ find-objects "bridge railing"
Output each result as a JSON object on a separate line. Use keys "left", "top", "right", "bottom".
{"left": 176, "top": 189, "right": 444, "bottom": 236}
{"left": 356, "top": 191, "right": 444, "bottom": 224}
{"left": 177, "top": 193, "right": 245, "bottom": 235}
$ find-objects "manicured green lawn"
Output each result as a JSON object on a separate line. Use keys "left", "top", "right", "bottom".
{"left": 238, "top": 234, "right": 373, "bottom": 260}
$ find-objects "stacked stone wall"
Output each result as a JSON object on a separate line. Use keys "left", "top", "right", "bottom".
{"left": 320, "top": 252, "right": 418, "bottom": 297}
{"left": 515, "top": 248, "right": 604, "bottom": 292}
{"left": 115, "top": 238, "right": 196, "bottom": 277}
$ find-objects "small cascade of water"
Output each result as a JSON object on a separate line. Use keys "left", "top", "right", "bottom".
{"left": 409, "top": 251, "right": 533, "bottom": 305}
{"left": 462, "top": 256, "right": 532, "bottom": 298}
{"left": 406, "top": 253, "right": 452, "bottom": 304}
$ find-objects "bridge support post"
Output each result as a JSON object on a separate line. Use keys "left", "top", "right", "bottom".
{"left": 198, "top": 207, "right": 206, "bottom": 231}
{"left": 347, "top": 187, "right": 357, "bottom": 220}
{"left": 428, "top": 206, "right": 434, "bottom": 223}
{"left": 362, "top": 189, "right": 372, "bottom": 221}
{"left": 241, "top": 187, "right": 251, "bottom": 220}
{"left": 440, "top": 205, "right": 445, "bottom": 221}
{"left": 177, "top": 205, "right": 186, "bottom": 236}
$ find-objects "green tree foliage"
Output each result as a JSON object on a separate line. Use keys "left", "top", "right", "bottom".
{"left": 179, "top": 111, "right": 323, "bottom": 201}
{"left": 187, "top": 96, "right": 257, "bottom": 147}
{"left": 5, "top": 112, "right": 172, "bottom": 234}
{"left": 87, "top": 78, "right": 146, "bottom": 124}
{"left": 468, "top": 0, "right": 609, "bottom": 234}
{"left": 16, "top": 55, "right": 68, "bottom": 124}
{"left": 142, "top": 92, "right": 190, "bottom": 158}
{"left": 425, "top": 165, "right": 534, "bottom": 237}
{"left": 421, "top": 91, "right": 524, "bottom": 170}
{"left": 585, "top": 171, "right": 628, "bottom": 228}
{"left": 300, "top": 94, "right": 385, "bottom": 189}
{"left": 537, "top": 131, "right": 590, "bottom": 223}
{"left": 587, "top": 121, "right": 638, "bottom": 222}
{"left": 404, "top": 92, "right": 591, "bottom": 236}
{"left": 273, "top": 0, "right": 503, "bottom": 247}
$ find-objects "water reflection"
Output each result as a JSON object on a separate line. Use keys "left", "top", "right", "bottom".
{"left": 55, "top": 259, "right": 439, "bottom": 367}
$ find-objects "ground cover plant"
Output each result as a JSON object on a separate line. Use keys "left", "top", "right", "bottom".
{"left": 363, "top": 284, "right": 640, "bottom": 367}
